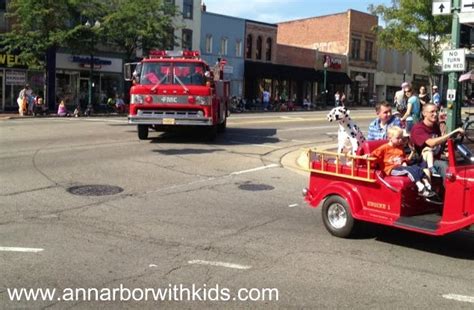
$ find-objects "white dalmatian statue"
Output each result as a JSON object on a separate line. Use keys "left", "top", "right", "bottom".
{"left": 327, "top": 106, "right": 366, "bottom": 154}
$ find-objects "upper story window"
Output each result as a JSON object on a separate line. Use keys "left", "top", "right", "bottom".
{"left": 235, "top": 40, "right": 242, "bottom": 57}
{"left": 183, "top": 0, "right": 193, "bottom": 19}
{"left": 256, "top": 36, "right": 262, "bottom": 60}
{"left": 182, "top": 29, "right": 193, "bottom": 50}
{"left": 246, "top": 34, "right": 253, "bottom": 59}
{"left": 205, "top": 35, "right": 213, "bottom": 53}
{"left": 220, "top": 37, "right": 228, "bottom": 55}
{"left": 164, "top": 26, "right": 175, "bottom": 50}
{"left": 265, "top": 37, "right": 272, "bottom": 61}
{"left": 0, "top": 0, "right": 6, "bottom": 11}
{"left": 365, "top": 41, "right": 373, "bottom": 61}
{"left": 351, "top": 38, "right": 361, "bottom": 60}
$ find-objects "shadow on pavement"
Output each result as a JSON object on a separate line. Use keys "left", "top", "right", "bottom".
{"left": 147, "top": 127, "right": 280, "bottom": 145}
{"left": 355, "top": 223, "right": 474, "bottom": 259}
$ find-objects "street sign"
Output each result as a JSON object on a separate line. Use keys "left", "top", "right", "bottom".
{"left": 432, "top": 0, "right": 451, "bottom": 15}
{"left": 459, "top": 12, "right": 474, "bottom": 24}
{"left": 447, "top": 89, "right": 456, "bottom": 102}
{"left": 461, "top": 0, "right": 474, "bottom": 12}
{"left": 442, "top": 49, "right": 466, "bottom": 72}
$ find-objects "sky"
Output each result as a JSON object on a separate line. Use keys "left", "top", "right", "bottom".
{"left": 202, "top": 0, "right": 393, "bottom": 24}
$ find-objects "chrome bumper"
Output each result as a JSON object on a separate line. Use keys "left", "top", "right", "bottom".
{"left": 128, "top": 110, "right": 213, "bottom": 126}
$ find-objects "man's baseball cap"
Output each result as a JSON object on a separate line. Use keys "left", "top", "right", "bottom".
{"left": 432, "top": 85, "right": 438, "bottom": 89}
{"left": 401, "top": 82, "right": 409, "bottom": 88}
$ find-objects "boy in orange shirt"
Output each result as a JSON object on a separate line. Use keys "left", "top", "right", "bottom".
{"left": 370, "top": 126, "right": 435, "bottom": 198}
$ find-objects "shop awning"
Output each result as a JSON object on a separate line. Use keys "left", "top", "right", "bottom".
{"left": 320, "top": 70, "right": 353, "bottom": 84}
{"left": 459, "top": 70, "right": 474, "bottom": 82}
{"left": 245, "top": 61, "right": 322, "bottom": 81}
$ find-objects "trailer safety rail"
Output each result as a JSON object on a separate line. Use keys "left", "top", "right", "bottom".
{"left": 306, "top": 148, "right": 378, "bottom": 183}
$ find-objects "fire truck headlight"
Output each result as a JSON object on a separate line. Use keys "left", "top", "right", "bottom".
{"left": 196, "top": 96, "right": 210, "bottom": 105}
{"left": 132, "top": 95, "right": 144, "bottom": 104}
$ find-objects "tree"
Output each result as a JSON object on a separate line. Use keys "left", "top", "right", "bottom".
{"left": 369, "top": 0, "right": 452, "bottom": 85}
{"left": 2, "top": 0, "right": 106, "bottom": 108}
{"left": 100, "top": 0, "right": 180, "bottom": 62}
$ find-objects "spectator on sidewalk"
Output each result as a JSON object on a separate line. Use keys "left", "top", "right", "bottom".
{"left": 57, "top": 100, "right": 69, "bottom": 117}
{"left": 17, "top": 84, "right": 30, "bottom": 116}
{"left": 262, "top": 89, "right": 271, "bottom": 111}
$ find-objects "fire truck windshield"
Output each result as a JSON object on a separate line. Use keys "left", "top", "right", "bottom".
{"left": 140, "top": 62, "right": 206, "bottom": 86}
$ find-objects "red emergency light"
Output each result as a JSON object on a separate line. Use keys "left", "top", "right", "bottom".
{"left": 148, "top": 50, "right": 200, "bottom": 59}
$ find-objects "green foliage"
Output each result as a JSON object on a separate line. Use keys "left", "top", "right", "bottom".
{"left": 1, "top": 0, "right": 74, "bottom": 68}
{"left": 2, "top": 0, "right": 180, "bottom": 68}
{"left": 369, "top": 0, "right": 452, "bottom": 79}
{"left": 101, "top": 0, "right": 180, "bottom": 61}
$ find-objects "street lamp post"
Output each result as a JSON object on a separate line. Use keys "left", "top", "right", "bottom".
{"left": 323, "top": 60, "right": 328, "bottom": 108}
{"left": 403, "top": 69, "right": 406, "bottom": 83}
{"left": 85, "top": 20, "right": 100, "bottom": 115}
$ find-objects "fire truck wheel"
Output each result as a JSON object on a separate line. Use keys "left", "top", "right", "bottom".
{"left": 217, "top": 117, "right": 227, "bottom": 133}
{"left": 138, "top": 125, "right": 149, "bottom": 140}
{"left": 321, "top": 195, "right": 356, "bottom": 238}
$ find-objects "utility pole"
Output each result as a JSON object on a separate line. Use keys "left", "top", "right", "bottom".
{"left": 446, "top": 0, "right": 462, "bottom": 132}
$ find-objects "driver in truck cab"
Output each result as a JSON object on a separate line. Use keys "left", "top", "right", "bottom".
{"left": 410, "top": 103, "right": 464, "bottom": 182}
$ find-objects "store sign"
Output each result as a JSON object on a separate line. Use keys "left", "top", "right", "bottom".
{"left": 6, "top": 71, "right": 27, "bottom": 85}
{"left": 56, "top": 53, "right": 123, "bottom": 73}
{"left": 323, "top": 55, "right": 342, "bottom": 70}
{"left": 0, "top": 53, "right": 25, "bottom": 68}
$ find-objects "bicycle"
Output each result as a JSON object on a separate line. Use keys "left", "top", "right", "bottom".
{"left": 462, "top": 111, "right": 474, "bottom": 143}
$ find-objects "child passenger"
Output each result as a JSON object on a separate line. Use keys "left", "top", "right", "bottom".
{"left": 370, "top": 126, "right": 435, "bottom": 198}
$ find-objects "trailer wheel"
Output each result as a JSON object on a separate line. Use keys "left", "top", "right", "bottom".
{"left": 138, "top": 125, "right": 149, "bottom": 140}
{"left": 322, "top": 195, "right": 356, "bottom": 238}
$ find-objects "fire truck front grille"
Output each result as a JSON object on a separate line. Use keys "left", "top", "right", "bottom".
{"left": 138, "top": 110, "right": 200, "bottom": 118}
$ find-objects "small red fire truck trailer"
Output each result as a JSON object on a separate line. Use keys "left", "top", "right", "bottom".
{"left": 303, "top": 138, "right": 474, "bottom": 238}
{"left": 124, "top": 50, "right": 229, "bottom": 140}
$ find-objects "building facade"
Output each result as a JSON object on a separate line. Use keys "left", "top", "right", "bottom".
{"left": 375, "top": 48, "right": 412, "bottom": 103}
{"left": 173, "top": 0, "right": 202, "bottom": 51}
{"left": 277, "top": 10, "right": 378, "bottom": 105}
{"left": 200, "top": 10, "right": 245, "bottom": 97}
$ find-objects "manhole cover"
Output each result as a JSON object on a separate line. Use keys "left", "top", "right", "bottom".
{"left": 238, "top": 183, "right": 274, "bottom": 191}
{"left": 67, "top": 185, "right": 124, "bottom": 196}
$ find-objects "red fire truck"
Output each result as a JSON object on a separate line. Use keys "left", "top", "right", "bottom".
{"left": 303, "top": 138, "right": 474, "bottom": 238}
{"left": 124, "top": 50, "right": 229, "bottom": 140}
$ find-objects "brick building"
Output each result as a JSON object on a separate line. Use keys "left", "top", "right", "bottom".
{"left": 244, "top": 20, "right": 327, "bottom": 106}
{"left": 277, "top": 10, "right": 378, "bottom": 105}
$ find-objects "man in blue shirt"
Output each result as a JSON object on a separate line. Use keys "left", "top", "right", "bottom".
{"left": 432, "top": 85, "right": 441, "bottom": 107}
{"left": 367, "top": 101, "right": 402, "bottom": 140}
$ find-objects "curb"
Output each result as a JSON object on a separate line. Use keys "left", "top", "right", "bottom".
{"left": 280, "top": 142, "right": 337, "bottom": 177}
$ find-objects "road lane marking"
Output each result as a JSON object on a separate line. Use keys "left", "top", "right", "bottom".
{"left": 0, "top": 247, "right": 44, "bottom": 253}
{"left": 188, "top": 260, "right": 251, "bottom": 270}
{"left": 442, "top": 294, "right": 474, "bottom": 303}
{"left": 230, "top": 164, "right": 279, "bottom": 175}
{"left": 288, "top": 203, "right": 298, "bottom": 208}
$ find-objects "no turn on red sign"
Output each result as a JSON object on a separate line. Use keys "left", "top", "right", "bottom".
{"left": 442, "top": 49, "right": 466, "bottom": 72}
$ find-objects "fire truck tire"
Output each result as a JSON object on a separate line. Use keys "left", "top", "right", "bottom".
{"left": 321, "top": 195, "right": 356, "bottom": 238}
{"left": 138, "top": 125, "right": 149, "bottom": 140}
{"left": 217, "top": 116, "right": 227, "bottom": 133}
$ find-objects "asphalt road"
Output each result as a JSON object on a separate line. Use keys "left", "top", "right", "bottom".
{"left": 1, "top": 110, "right": 473, "bottom": 309}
